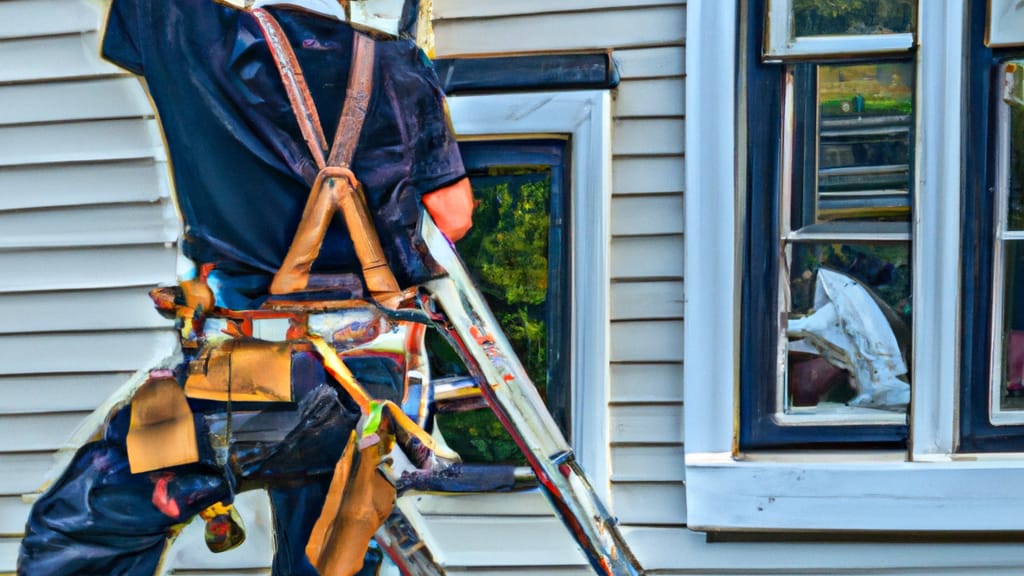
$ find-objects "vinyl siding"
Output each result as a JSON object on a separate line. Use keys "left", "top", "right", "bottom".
{"left": 0, "top": 2, "right": 275, "bottom": 574}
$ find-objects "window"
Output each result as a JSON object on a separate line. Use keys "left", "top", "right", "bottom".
{"left": 961, "top": 53, "right": 1024, "bottom": 451}
{"left": 432, "top": 138, "right": 572, "bottom": 463}
{"left": 444, "top": 91, "right": 613, "bottom": 499}
{"left": 685, "top": 0, "right": 1024, "bottom": 532}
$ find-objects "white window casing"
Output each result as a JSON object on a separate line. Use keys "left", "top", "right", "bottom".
{"left": 685, "top": 0, "right": 1024, "bottom": 532}
{"left": 446, "top": 91, "right": 614, "bottom": 504}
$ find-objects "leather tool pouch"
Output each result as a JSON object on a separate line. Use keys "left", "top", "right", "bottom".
{"left": 127, "top": 371, "right": 200, "bottom": 473}
{"left": 185, "top": 340, "right": 305, "bottom": 403}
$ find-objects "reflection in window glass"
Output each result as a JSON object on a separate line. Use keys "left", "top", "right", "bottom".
{"left": 1008, "top": 75, "right": 1024, "bottom": 231}
{"left": 793, "top": 0, "right": 915, "bottom": 37}
{"left": 816, "top": 62, "right": 914, "bottom": 223}
{"left": 432, "top": 145, "right": 569, "bottom": 463}
{"left": 999, "top": 243, "right": 1024, "bottom": 412}
{"left": 785, "top": 242, "right": 911, "bottom": 415}
{"left": 997, "top": 69, "right": 1024, "bottom": 415}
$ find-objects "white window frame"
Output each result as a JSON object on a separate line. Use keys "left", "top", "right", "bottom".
{"left": 764, "top": 0, "right": 915, "bottom": 60}
{"left": 685, "top": 0, "right": 1024, "bottom": 532}
{"left": 446, "top": 91, "right": 614, "bottom": 503}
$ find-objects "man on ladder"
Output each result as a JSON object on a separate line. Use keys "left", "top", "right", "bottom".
{"left": 18, "top": 1, "right": 642, "bottom": 574}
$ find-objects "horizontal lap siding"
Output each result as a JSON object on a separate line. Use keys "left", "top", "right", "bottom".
{"left": 0, "top": 3, "right": 271, "bottom": 574}
{"left": 426, "top": 1, "right": 688, "bottom": 573}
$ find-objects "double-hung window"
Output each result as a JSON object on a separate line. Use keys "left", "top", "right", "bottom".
{"left": 685, "top": 0, "right": 1024, "bottom": 531}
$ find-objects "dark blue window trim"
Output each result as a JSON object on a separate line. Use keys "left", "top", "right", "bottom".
{"left": 739, "top": 0, "right": 908, "bottom": 449}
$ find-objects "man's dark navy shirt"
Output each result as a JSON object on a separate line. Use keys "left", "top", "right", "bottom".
{"left": 102, "top": 0, "right": 465, "bottom": 306}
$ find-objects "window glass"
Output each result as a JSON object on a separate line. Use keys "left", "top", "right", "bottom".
{"left": 785, "top": 242, "right": 911, "bottom": 417}
{"left": 998, "top": 242, "right": 1024, "bottom": 412}
{"left": 431, "top": 139, "right": 570, "bottom": 463}
{"left": 812, "top": 62, "right": 914, "bottom": 224}
{"left": 793, "top": 0, "right": 916, "bottom": 37}
{"left": 1007, "top": 64, "right": 1024, "bottom": 231}
{"left": 994, "top": 62, "right": 1024, "bottom": 420}
{"left": 777, "top": 59, "right": 915, "bottom": 427}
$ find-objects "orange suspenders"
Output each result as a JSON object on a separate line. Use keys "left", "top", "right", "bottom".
{"left": 252, "top": 9, "right": 403, "bottom": 308}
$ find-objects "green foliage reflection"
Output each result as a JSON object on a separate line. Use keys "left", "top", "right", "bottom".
{"left": 793, "top": 0, "right": 915, "bottom": 36}
{"left": 436, "top": 167, "right": 554, "bottom": 464}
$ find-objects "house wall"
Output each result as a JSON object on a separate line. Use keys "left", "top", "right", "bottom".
{"left": 3, "top": 1, "right": 1024, "bottom": 575}
{"left": 427, "top": 1, "right": 1024, "bottom": 575}
{"left": 0, "top": 2, "right": 278, "bottom": 573}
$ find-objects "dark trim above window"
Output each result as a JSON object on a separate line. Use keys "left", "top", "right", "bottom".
{"left": 434, "top": 51, "right": 620, "bottom": 95}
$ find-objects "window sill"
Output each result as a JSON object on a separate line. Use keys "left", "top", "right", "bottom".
{"left": 685, "top": 452, "right": 1024, "bottom": 532}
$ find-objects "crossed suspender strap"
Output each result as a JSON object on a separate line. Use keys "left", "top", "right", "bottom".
{"left": 252, "top": 8, "right": 402, "bottom": 306}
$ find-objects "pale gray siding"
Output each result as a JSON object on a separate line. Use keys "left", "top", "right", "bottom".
{"left": 0, "top": 2, "right": 275, "bottom": 573}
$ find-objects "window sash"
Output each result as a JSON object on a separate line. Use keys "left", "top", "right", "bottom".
{"left": 764, "top": 0, "right": 915, "bottom": 61}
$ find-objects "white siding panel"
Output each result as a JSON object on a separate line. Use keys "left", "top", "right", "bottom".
{"left": 612, "top": 156, "right": 685, "bottom": 195}
{"left": 0, "top": 288, "right": 170, "bottom": 334}
{"left": 0, "top": 412, "right": 90, "bottom": 452}
{"left": 0, "top": 244, "right": 177, "bottom": 293}
{"left": 0, "top": 33, "right": 120, "bottom": 83}
{"left": 0, "top": 161, "right": 167, "bottom": 211}
{"left": 25, "top": 202, "right": 173, "bottom": 247}
{"left": 612, "top": 118, "right": 686, "bottom": 156}
{"left": 615, "top": 78, "right": 685, "bottom": 118}
{"left": 0, "top": 454, "right": 55, "bottom": 496}
{"left": 425, "top": 516, "right": 586, "bottom": 567}
{"left": 0, "top": 373, "right": 131, "bottom": 414}
{"left": 0, "top": 538, "right": 19, "bottom": 573}
{"left": 609, "top": 404, "right": 684, "bottom": 444}
{"left": 613, "top": 46, "right": 686, "bottom": 79}
{"left": 0, "top": 498, "right": 29, "bottom": 535}
{"left": 609, "top": 362, "right": 684, "bottom": 402}
{"left": 0, "top": 203, "right": 177, "bottom": 249}
{"left": 0, "top": 78, "right": 151, "bottom": 126}
{"left": 610, "top": 446, "right": 686, "bottom": 482}
{"left": 612, "top": 482, "right": 686, "bottom": 525}
{"left": 414, "top": 490, "right": 552, "bottom": 516}
{"left": 610, "top": 235, "right": 684, "bottom": 279}
{"left": 0, "top": 330, "right": 176, "bottom": 375}
{"left": 610, "top": 280, "right": 684, "bottom": 320}
{"left": 611, "top": 195, "right": 684, "bottom": 236}
{"left": 436, "top": 0, "right": 684, "bottom": 20}
{"left": 434, "top": 6, "right": 685, "bottom": 56}
{"left": 0, "top": 1, "right": 99, "bottom": 40}
{"left": 0, "top": 118, "right": 161, "bottom": 167}
{"left": 610, "top": 321, "right": 684, "bottom": 363}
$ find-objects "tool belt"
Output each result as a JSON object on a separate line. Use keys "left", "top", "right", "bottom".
{"left": 129, "top": 10, "right": 456, "bottom": 572}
